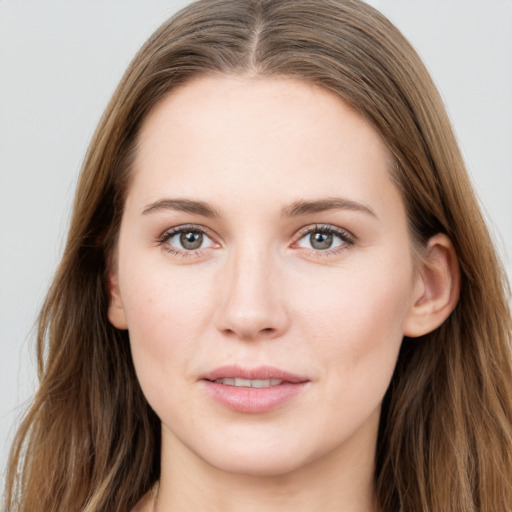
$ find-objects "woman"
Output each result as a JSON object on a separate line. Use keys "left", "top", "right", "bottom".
{"left": 4, "top": 1, "right": 512, "bottom": 511}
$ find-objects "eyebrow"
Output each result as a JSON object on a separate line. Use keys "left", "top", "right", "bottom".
{"left": 281, "top": 197, "right": 377, "bottom": 218}
{"left": 142, "top": 198, "right": 220, "bottom": 217}
{"left": 141, "top": 196, "right": 376, "bottom": 219}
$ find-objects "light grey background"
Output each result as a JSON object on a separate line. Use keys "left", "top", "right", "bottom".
{"left": 1, "top": 1, "right": 511, "bottom": 478}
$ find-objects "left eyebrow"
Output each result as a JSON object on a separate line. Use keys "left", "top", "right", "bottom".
{"left": 142, "top": 198, "right": 220, "bottom": 217}
{"left": 281, "top": 197, "right": 377, "bottom": 218}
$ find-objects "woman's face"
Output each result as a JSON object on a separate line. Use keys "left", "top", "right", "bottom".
{"left": 109, "top": 76, "right": 423, "bottom": 477}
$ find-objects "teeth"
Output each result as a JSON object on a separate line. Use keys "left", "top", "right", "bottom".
{"left": 214, "top": 378, "right": 283, "bottom": 387}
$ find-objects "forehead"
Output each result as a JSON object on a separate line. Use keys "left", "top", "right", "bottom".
{"left": 129, "top": 75, "right": 399, "bottom": 217}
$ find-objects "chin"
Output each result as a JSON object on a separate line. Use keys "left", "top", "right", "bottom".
{"left": 188, "top": 429, "right": 328, "bottom": 479}
{"left": 205, "top": 449, "right": 312, "bottom": 478}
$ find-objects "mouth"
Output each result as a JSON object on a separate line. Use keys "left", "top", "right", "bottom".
{"left": 201, "top": 365, "right": 308, "bottom": 383}
{"left": 210, "top": 378, "right": 285, "bottom": 388}
{"left": 200, "top": 365, "right": 310, "bottom": 413}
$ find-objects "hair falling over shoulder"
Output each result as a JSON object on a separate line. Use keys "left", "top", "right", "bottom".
{"left": 4, "top": 1, "right": 512, "bottom": 511}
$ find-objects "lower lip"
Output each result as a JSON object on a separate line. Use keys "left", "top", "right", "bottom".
{"left": 202, "top": 380, "right": 309, "bottom": 413}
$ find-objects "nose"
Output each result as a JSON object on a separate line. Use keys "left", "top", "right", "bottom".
{"left": 214, "top": 247, "right": 290, "bottom": 341}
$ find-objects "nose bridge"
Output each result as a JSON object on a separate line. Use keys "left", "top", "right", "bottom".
{"left": 216, "top": 239, "right": 288, "bottom": 339}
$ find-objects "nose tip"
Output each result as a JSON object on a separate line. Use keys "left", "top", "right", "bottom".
{"left": 220, "top": 309, "right": 282, "bottom": 340}
{"left": 214, "top": 257, "right": 289, "bottom": 341}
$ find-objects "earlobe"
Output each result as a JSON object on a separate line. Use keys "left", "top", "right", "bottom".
{"left": 107, "top": 271, "right": 128, "bottom": 330}
{"left": 403, "top": 233, "right": 460, "bottom": 337}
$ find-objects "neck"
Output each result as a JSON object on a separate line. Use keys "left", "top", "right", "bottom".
{"left": 154, "top": 414, "right": 380, "bottom": 512}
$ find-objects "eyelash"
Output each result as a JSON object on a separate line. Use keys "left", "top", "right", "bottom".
{"left": 293, "top": 224, "right": 355, "bottom": 256}
{"left": 156, "top": 223, "right": 355, "bottom": 257}
{"left": 156, "top": 224, "right": 217, "bottom": 257}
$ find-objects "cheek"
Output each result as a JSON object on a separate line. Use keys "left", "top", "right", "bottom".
{"left": 118, "top": 258, "right": 216, "bottom": 397}
{"left": 291, "top": 263, "right": 413, "bottom": 443}
{"left": 292, "top": 253, "right": 414, "bottom": 381}
{"left": 121, "top": 249, "right": 214, "bottom": 333}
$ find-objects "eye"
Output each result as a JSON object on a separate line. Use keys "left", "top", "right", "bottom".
{"left": 158, "top": 225, "right": 217, "bottom": 253}
{"left": 294, "top": 225, "right": 354, "bottom": 252}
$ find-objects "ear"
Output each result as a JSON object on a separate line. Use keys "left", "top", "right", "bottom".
{"left": 403, "top": 233, "right": 460, "bottom": 337}
{"left": 107, "top": 271, "right": 128, "bottom": 330}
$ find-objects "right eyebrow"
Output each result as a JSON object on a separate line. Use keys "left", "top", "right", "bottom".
{"left": 141, "top": 198, "right": 220, "bottom": 218}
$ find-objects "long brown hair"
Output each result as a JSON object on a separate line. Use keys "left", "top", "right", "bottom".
{"left": 5, "top": 1, "right": 512, "bottom": 511}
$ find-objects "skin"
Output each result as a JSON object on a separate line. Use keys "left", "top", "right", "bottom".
{"left": 109, "top": 75, "right": 459, "bottom": 512}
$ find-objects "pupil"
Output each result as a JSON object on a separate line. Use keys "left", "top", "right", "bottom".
{"left": 310, "top": 231, "right": 332, "bottom": 250}
{"left": 180, "top": 231, "right": 203, "bottom": 250}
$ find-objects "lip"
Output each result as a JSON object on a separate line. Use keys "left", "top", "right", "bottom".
{"left": 200, "top": 365, "right": 310, "bottom": 414}
{"left": 201, "top": 365, "right": 308, "bottom": 383}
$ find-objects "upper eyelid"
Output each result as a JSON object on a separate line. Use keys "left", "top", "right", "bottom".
{"left": 158, "top": 223, "right": 216, "bottom": 240}
{"left": 157, "top": 224, "right": 218, "bottom": 255}
{"left": 294, "top": 223, "right": 355, "bottom": 241}
{"left": 156, "top": 223, "right": 355, "bottom": 249}
{"left": 158, "top": 223, "right": 351, "bottom": 236}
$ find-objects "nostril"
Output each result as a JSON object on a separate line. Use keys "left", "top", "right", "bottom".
{"left": 221, "top": 325, "right": 276, "bottom": 340}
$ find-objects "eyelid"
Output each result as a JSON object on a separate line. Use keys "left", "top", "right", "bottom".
{"left": 156, "top": 224, "right": 220, "bottom": 254}
{"left": 155, "top": 223, "right": 355, "bottom": 257}
{"left": 294, "top": 223, "right": 354, "bottom": 241}
{"left": 292, "top": 224, "right": 356, "bottom": 253}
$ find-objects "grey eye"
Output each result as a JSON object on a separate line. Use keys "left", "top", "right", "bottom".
{"left": 167, "top": 228, "right": 215, "bottom": 251}
{"left": 180, "top": 231, "right": 203, "bottom": 250}
{"left": 309, "top": 231, "right": 333, "bottom": 250}
{"left": 295, "top": 227, "right": 347, "bottom": 251}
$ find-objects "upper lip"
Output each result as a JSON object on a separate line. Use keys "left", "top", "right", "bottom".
{"left": 201, "top": 365, "right": 309, "bottom": 383}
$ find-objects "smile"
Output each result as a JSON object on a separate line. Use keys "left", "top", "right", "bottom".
{"left": 213, "top": 378, "right": 283, "bottom": 387}
{"left": 201, "top": 365, "right": 310, "bottom": 413}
